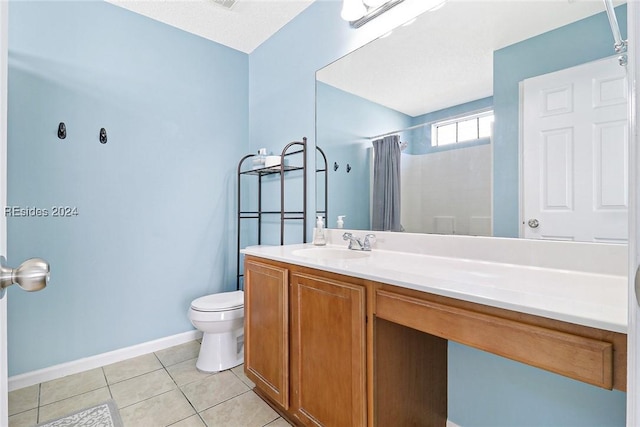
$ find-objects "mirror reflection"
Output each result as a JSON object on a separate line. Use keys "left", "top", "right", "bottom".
{"left": 316, "top": 0, "right": 628, "bottom": 242}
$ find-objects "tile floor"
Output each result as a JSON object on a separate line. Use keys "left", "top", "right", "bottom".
{"left": 7, "top": 340, "right": 292, "bottom": 427}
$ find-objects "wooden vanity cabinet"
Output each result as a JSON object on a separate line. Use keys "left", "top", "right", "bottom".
{"left": 244, "top": 259, "right": 290, "bottom": 408}
{"left": 244, "top": 256, "right": 369, "bottom": 426}
{"left": 245, "top": 255, "right": 627, "bottom": 427}
{"left": 290, "top": 272, "right": 367, "bottom": 426}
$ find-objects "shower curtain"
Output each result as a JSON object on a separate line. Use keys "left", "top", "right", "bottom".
{"left": 372, "top": 135, "right": 402, "bottom": 231}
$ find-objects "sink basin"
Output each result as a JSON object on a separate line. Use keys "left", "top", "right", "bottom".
{"left": 291, "top": 247, "right": 370, "bottom": 260}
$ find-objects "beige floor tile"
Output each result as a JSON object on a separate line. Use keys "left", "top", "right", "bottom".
{"left": 39, "top": 368, "right": 107, "bottom": 405}
{"left": 8, "top": 408, "right": 37, "bottom": 427}
{"left": 180, "top": 371, "right": 249, "bottom": 412}
{"left": 8, "top": 384, "right": 39, "bottom": 416}
{"left": 119, "top": 389, "right": 195, "bottom": 427}
{"left": 199, "top": 391, "right": 278, "bottom": 427}
{"left": 265, "top": 417, "right": 293, "bottom": 426}
{"left": 111, "top": 368, "right": 177, "bottom": 408}
{"left": 169, "top": 414, "right": 207, "bottom": 427}
{"left": 104, "top": 353, "right": 163, "bottom": 384}
{"left": 38, "top": 387, "right": 111, "bottom": 424}
{"left": 155, "top": 341, "right": 201, "bottom": 367}
{"left": 166, "top": 358, "right": 213, "bottom": 387}
{"left": 230, "top": 364, "right": 255, "bottom": 388}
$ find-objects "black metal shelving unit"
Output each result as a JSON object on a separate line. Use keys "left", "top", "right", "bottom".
{"left": 236, "top": 137, "right": 328, "bottom": 289}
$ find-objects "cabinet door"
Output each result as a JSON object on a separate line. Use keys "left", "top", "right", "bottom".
{"left": 244, "top": 259, "right": 289, "bottom": 409}
{"left": 290, "top": 272, "right": 367, "bottom": 427}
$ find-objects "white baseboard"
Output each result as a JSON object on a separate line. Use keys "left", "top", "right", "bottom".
{"left": 8, "top": 330, "right": 203, "bottom": 392}
{"left": 446, "top": 420, "right": 462, "bottom": 427}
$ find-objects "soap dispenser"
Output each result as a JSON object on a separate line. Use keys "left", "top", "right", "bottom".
{"left": 337, "top": 215, "right": 346, "bottom": 229}
{"left": 313, "top": 215, "right": 327, "bottom": 246}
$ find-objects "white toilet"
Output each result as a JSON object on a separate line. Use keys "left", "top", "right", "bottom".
{"left": 188, "top": 290, "right": 245, "bottom": 373}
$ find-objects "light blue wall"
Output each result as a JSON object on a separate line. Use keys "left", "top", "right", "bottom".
{"left": 492, "top": 4, "right": 627, "bottom": 237}
{"left": 249, "top": 1, "right": 380, "bottom": 148}
{"left": 449, "top": 342, "right": 626, "bottom": 426}
{"left": 7, "top": 0, "right": 248, "bottom": 375}
{"left": 316, "top": 81, "right": 411, "bottom": 230}
{"left": 249, "top": 1, "right": 627, "bottom": 425}
{"left": 249, "top": 0, "right": 404, "bottom": 239}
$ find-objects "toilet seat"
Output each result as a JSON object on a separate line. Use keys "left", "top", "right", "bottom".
{"left": 191, "top": 290, "right": 244, "bottom": 312}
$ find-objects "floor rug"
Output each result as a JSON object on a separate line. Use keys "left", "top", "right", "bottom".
{"left": 36, "top": 400, "right": 123, "bottom": 427}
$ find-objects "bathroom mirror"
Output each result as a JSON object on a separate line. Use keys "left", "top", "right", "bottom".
{"left": 316, "top": 0, "right": 627, "bottom": 241}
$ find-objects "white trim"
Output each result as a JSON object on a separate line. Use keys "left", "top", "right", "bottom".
{"left": 446, "top": 420, "right": 462, "bottom": 427}
{"left": 1, "top": 0, "right": 9, "bottom": 422}
{"left": 628, "top": 1, "right": 639, "bottom": 425}
{"left": 518, "top": 81, "right": 525, "bottom": 238}
{"left": 7, "top": 330, "right": 202, "bottom": 392}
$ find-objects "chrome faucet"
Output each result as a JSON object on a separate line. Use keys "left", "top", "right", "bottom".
{"left": 342, "top": 232, "right": 376, "bottom": 251}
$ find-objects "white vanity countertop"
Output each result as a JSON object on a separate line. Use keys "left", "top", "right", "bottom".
{"left": 241, "top": 236, "right": 628, "bottom": 334}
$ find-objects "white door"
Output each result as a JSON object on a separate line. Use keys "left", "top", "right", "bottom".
{"left": 629, "top": 2, "right": 640, "bottom": 425}
{"left": 521, "top": 56, "right": 628, "bottom": 243}
{"left": 0, "top": 0, "right": 8, "bottom": 423}
{"left": 0, "top": 7, "right": 50, "bottom": 423}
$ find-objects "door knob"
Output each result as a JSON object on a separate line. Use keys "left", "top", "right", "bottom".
{"left": 0, "top": 256, "right": 50, "bottom": 299}
{"left": 528, "top": 219, "right": 540, "bottom": 228}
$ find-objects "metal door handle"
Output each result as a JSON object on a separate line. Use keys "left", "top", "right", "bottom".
{"left": 0, "top": 256, "right": 49, "bottom": 299}
{"left": 528, "top": 219, "right": 540, "bottom": 228}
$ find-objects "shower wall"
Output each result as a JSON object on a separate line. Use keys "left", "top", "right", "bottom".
{"left": 401, "top": 144, "right": 492, "bottom": 235}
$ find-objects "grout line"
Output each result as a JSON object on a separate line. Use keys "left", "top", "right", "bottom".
{"left": 36, "top": 382, "right": 42, "bottom": 424}
{"left": 117, "top": 387, "right": 177, "bottom": 411}
{"left": 101, "top": 367, "right": 114, "bottom": 402}
{"left": 111, "top": 367, "right": 167, "bottom": 385}
{"left": 193, "top": 385, "right": 252, "bottom": 415}
{"left": 169, "top": 369, "right": 212, "bottom": 426}
{"left": 177, "top": 379, "right": 201, "bottom": 416}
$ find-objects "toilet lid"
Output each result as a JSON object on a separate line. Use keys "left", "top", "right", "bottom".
{"left": 191, "top": 290, "right": 244, "bottom": 312}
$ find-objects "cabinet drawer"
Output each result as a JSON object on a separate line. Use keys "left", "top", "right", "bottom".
{"left": 376, "top": 289, "right": 614, "bottom": 389}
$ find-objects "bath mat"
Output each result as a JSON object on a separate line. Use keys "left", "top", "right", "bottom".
{"left": 36, "top": 399, "right": 123, "bottom": 427}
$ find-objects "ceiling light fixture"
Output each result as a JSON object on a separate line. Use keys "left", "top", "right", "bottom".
{"left": 363, "top": 0, "right": 389, "bottom": 8}
{"left": 342, "top": 0, "right": 405, "bottom": 28}
{"left": 211, "top": 0, "right": 237, "bottom": 10}
{"left": 341, "top": 0, "right": 368, "bottom": 21}
{"left": 342, "top": 0, "right": 446, "bottom": 29}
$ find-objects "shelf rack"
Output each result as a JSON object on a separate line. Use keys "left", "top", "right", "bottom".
{"left": 236, "top": 137, "right": 328, "bottom": 289}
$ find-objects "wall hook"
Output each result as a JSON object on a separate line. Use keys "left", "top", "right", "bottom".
{"left": 346, "top": 164, "right": 352, "bottom": 173}
{"left": 57, "top": 122, "right": 66, "bottom": 140}
{"left": 333, "top": 162, "right": 339, "bottom": 171}
{"left": 99, "top": 128, "right": 107, "bottom": 144}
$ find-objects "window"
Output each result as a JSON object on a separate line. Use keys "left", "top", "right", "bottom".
{"left": 431, "top": 110, "right": 494, "bottom": 146}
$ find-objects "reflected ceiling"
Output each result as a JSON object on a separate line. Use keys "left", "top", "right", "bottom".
{"left": 317, "top": 0, "right": 623, "bottom": 116}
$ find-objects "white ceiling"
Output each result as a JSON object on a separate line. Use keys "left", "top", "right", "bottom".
{"left": 106, "top": 0, "right": 315, "bottom": 53}
{"left": 107, "top": 0, "right": 624, "bottom": 115}
{"left": 317, "top": 0, "right": 624, "bottom": 117}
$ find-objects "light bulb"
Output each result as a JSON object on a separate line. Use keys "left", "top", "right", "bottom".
{"left": 363, "top": 0, "right": 388, "bottom": 7}
{"left": 341, "top": 0, "right": 367, "bottom": 21}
